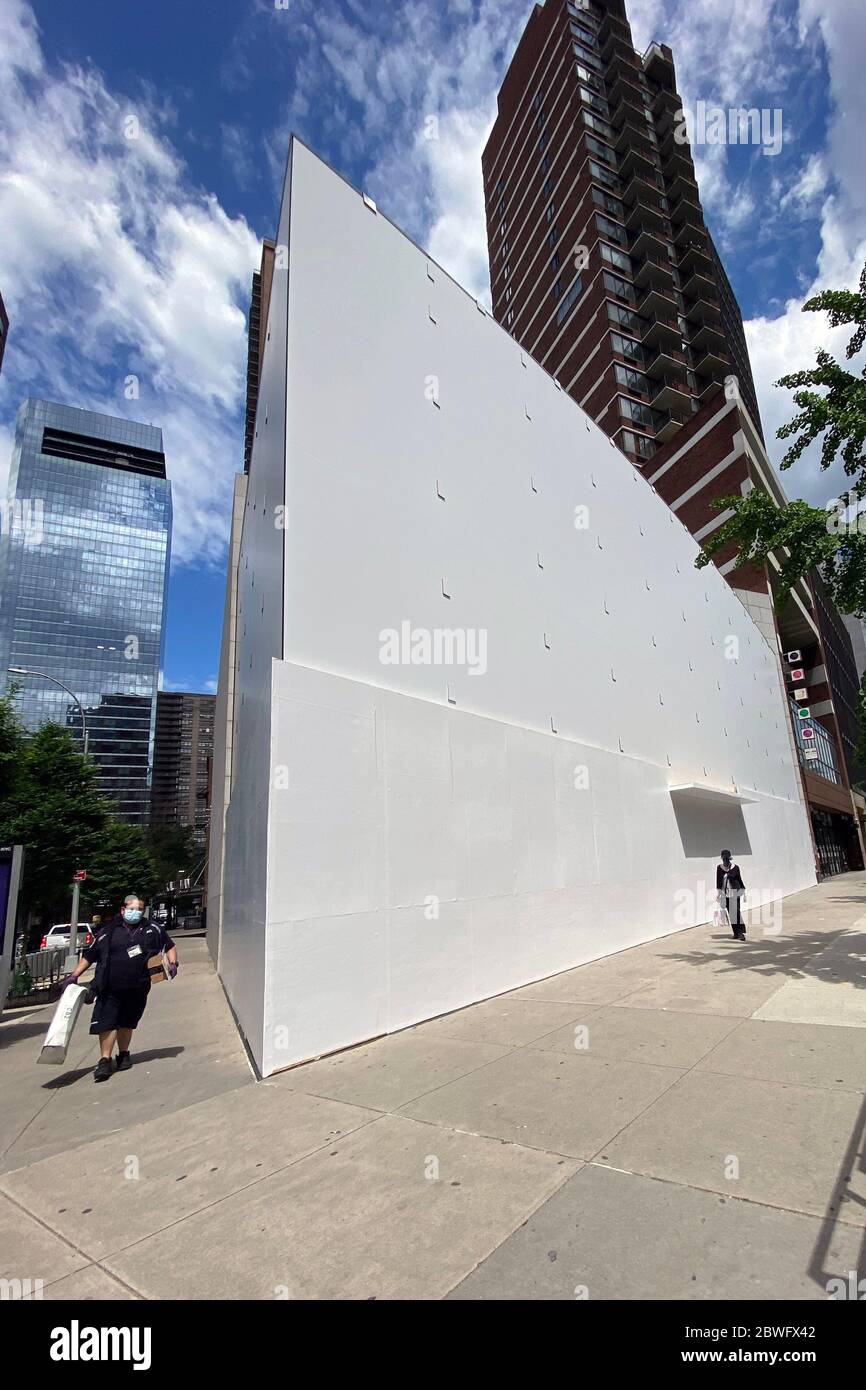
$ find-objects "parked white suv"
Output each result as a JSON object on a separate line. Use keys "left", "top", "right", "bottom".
{"left": 40, "top": 924, "right": 95, "bottom": 952}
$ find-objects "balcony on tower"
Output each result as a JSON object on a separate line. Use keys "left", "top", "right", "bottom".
{"left": 630, "top": 221, "right": 674, "bottom": 260}
{"left": 633, "top": 248, "right": 676, "bottom": 290}
{"left": 650, "top": 374, "right": 692, "bottom": 413}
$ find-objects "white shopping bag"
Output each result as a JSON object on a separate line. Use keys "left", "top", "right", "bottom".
{"left": 38, "top": 984, "right": 88, "bottom": 1065}
{"left": 713, "top": 903, "right": 731, "bottom": 930}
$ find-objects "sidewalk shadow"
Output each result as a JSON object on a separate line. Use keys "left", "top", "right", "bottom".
{"left": 809, "top": 1090, "right": 866, "bottom": 1294}
{"left": 658, "top": 929, "right": 866, "bottom": 989}
{"left": 40, "top": 1046, "right": 185, "bottom": 1089}
{"left": 0, "top": 1018, "right": 53, "bottom": 1046}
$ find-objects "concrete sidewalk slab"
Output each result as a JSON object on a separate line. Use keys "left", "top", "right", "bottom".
{"left": 0, "top": 1191, "right": 88, "bottom": 1288}
{"left": 400, "top": 1045, "right": 684, "bottom": 1158}
{"left": 101, "top": 1114, "right": 579, "bottom": 1300}
{"left": 529, "top": 1005, "right": 740, "bottom": 1069}
{"left": 1, "top": 1083, "right": 380, "bottom": 1261}
{"left": 278, "top": 1029, "right": 512, "bottom": 1111}
{"left": 448, "top": 1164, "right": 865, "bottom": 1301}
{"left": 696, "top": 1018, "right": 866, "bottom": 1091}
{"left": 412, "top": 994, "right": 593, "bottom": 1047}
{"left": 42, "top": 1264, "right": 141, "bottom": 1300}
{"left": 601, "top": 1069, "right": 866, "bottom": 1225}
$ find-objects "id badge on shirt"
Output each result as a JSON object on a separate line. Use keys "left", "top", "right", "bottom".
{"left": 127, "top": 944, "right": 143, "bottom": 958}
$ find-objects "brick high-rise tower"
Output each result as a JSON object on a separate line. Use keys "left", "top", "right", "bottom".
{"left": 482, "top": 0, "right": 763, "bottom": 468}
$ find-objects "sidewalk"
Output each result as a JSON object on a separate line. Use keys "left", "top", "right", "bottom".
{"left": 2, "top": 877, "right": 865, "bottom": 1300}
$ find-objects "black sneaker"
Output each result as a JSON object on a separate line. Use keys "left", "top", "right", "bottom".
{"left": 94, "top": 1057, "right": 112, "bottom": 1083}
{"left": 116, "top": 1051, "right": 132, "bottom": 1071}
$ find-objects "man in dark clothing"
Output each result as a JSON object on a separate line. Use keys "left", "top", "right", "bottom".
{"left": 62, "top": 894, "right": 178, "bottom": 1081}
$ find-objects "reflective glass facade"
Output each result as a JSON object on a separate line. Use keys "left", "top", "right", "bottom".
{"left": 0, "top": 400, "right": 172, "bottom": 826}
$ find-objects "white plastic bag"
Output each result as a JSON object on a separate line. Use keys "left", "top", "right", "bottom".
{"left": 713, "top": 901, "right": 731, "bottom": 931}
{"left": 38, "top": 984, "right": 88, "bottom": 1064}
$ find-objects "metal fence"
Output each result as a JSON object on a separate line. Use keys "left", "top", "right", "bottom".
{"left": 6, "top": 947, "right": 66, "bottom": 1004}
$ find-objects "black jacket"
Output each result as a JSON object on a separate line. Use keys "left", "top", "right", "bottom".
{"left": 717, "top": 863, "right": 745, "bottom": 892}
{"left": 82, "top": 915, "right": 174, "bottom": 993}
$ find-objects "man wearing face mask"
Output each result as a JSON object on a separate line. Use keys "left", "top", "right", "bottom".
{"left": 62, "top": 894, "right": 178, "bottom": 1082}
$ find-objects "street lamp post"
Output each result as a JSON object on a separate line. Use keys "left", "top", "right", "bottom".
{"left": 7, "top": 667, "right": 90, "bottom": 969}
{"left": 6, "top": 666, "right": 89, "bottom": 755}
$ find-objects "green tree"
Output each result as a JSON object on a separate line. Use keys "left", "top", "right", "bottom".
{"left": 83, "top": 820, "right": 158, "bottom": 911}
{"left": 0, "top": 686, "right": 25, "bottom": 813}
{"left": 6, "top": 724, "right": 109, "bottom": 921}
{"left": 145, "top": 822, "right": 197, "bottom": 891}
{"left": 696, "top": 261, "right": 866, "bottom": 618}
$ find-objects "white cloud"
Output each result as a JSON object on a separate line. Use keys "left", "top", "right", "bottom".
{"left": 743, "top": 0, "right": 866, "bottom": 504}
{"left": 0, "top": 0, "right": 261, "bottom": 565}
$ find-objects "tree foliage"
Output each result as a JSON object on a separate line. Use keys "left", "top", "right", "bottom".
{"left": 696, "top": 261, "right": 866, "bottom": 615}
{"left": 145, "top": 822, "right": 197, "bottom": 891}
{"left": 0, "top": 699, "right": 157, "bottom": 924}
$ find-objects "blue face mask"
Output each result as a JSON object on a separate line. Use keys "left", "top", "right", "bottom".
{"left": 123, "top": 908, "right": 142, "bottom": 925}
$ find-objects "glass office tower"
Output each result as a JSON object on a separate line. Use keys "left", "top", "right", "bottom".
{"left": 0, "top": 400, "right": 172, "bottom": 826}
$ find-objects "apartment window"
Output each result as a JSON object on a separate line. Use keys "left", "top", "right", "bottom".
{"left": 615, "top": 362, "right": 650, "bottom": 399}
{"left": 607, "top": 301, "right": 643, "bottom": 334}
{"left": 570, "top": 22, "right": 598, "bottom": 49}
{"left": 596, "top": 213, "right": 627, "bottom": 246}
{"left": 600, "top": 241, "right": 632, "bottom": 274}
{"left": 579, "top": 86, "right": 610, "bottom": 118}
{"left": 589, "top": 159, "right": 622, "bottom": 194}
{"left": 585, "top": 135, "right": 617, "bottom": 165}
{"left": 551, "top": 250, "right": 561, "bottom": 272}
{"left": 573, "top": 42, "right": 603, "bottom": 72}
{"left": 540, "top": 154, "right": 551, "bottom": 174}
{"left": 622, "top": 429, "right": 656, "bottom": 462}
{"left": 619, "top": 395, "right": 659, "bottom": 429}
{"left": 582, "top": 111, "right": 615, "bottom": 142}
{"left": 546, "top": 203, "right": 556, "bottom": 222}
{"left": 611, "top": 331, "right": 646, "bottom": 367}
{"left": 503, "top": 263, "right": 510, "bottom": 280}
{"left": 604, "top": 271, "right": 636, "bottom": 303}
{"left": 495, "top": 177, "right": 504, "bottom": 196}
{"left": 500, "top": 221, "right": 507, "bottom": 237}
{"left": 553, "top": 277, "right": 563, "bottom": 300}
{"left": 505, "top": 286, "right": 512, "bottom": 302}
{"left": 537, "top": 112, "right": 546, "bottom": 130}
{"left": 543, "top": 177, "right": 553, "bottom": 198}
{"left": 576, "top": 63, "right": 600, "bottom": 88}
{"left": 556, "top": 277, "right": 584, "bottom": 326}
{"left": 592, "top": 187, "right": 624, "bottom": 219}
{"left": 506, "top": 308, "right": 515, "bottom": 326}
{"left": 533, "top": 91, "right": 543, "bottom": 111}
{"left": 498, "top": 198, "right": 505, "bottom": 216}
{"left": 548, "top": 225, "right": 559, "bottom": 247}
{"left": 502, "top": 240, "right": 509, "bottom": 256}
{"left": 538, "top": 132, "right": 547, "bottom": 153}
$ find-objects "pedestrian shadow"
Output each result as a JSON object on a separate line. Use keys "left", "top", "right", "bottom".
{"left": 40, "top": 1046, "right": 185, "bottom": 1089}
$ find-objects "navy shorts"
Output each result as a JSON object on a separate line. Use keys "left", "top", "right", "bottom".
{"left": 90, "top": 986, "right": 150, "bottom": 1034}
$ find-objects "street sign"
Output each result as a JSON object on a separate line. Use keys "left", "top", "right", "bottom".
{"left": 804, "top": 748, "right": 819, "bottom": 760}
{"left": 790, "top": 668, "right": 805, "bottom": 682}
{"left": 73, "top": 870, "right": 86, "bottom": 882}
{"left": 786, "top": 650, "right": 802, "bottom": 663}
{"left": 801, "top": 726, "right": 815, "bottom": 741}
{"left": 794, "top": 688, "right": 808, "bottom": 700}
{"left": 797, "top": 707, "right": 812, "bottom": 720}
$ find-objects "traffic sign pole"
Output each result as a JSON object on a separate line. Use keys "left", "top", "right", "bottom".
{"left": 65, "top": 871, "right": 87, "bottom": 972}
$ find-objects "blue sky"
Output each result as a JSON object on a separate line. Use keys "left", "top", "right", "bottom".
{"left": 0, "top": 0, "right": 864, "bottom": 693}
